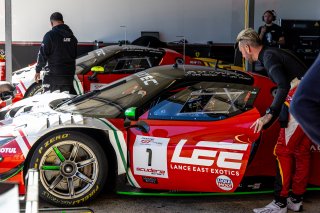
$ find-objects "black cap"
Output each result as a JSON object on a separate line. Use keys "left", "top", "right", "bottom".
{"left": 50, "top": 12, "right": 63, "bottom": 22}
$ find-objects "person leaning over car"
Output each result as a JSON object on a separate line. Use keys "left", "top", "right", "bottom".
{"left": 290, "top": 53, "right": 320, "bottom": 145}
{"left": 258, "top": 10, "right": 285, "bottom": 47}
{"left": 34, "top": 12, "right": 78, "bottom": 94}
{"left": 236, "top": 28, "right": 312, "bottom": 213}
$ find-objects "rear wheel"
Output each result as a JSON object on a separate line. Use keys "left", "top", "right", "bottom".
{"left": 24, "top": 82, "right": 43, "bottom": 98}
{"left": 29, "top": 131, "right": 108, "bottom": 206}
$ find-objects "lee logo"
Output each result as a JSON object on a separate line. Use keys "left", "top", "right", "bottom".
{"left": 63, "top": 38, "right": 71, "bottom": 42}
{"left": 171, "top": 139, "right": 248, "bottom": 170}
{"left": 135, "top": 72, "right": 158, "bottom": 86}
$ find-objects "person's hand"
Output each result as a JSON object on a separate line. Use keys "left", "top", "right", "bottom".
{"left": 34, "top": 73, "right": 40, "bottom": 83}
{"left": 250, "top": 114, "right": 273, "bottom": 133}
{"left": 260, "top": 26, "right": 267, "bottom": 35}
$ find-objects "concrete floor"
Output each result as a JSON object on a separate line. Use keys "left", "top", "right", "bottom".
{"left": 37, "top": 190, "right": 320, "bottom": 213}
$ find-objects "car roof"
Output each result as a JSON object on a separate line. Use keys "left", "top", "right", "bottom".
{"left": 146, "top": 64, "right": 254, "bottom": 85}
{"left": 76, "top": 45, "right": 165, "bottom": 74}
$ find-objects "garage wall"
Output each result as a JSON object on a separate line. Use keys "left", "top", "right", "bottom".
{"left": 0, "top": 0, "right": 319, "bottom": 44}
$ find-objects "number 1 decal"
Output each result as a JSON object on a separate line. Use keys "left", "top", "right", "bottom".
{"left": 146, "top": 148, "right": 152, "bottom": 166}
{"left": 133, "top": 135, "right": 170, "bottom": 178}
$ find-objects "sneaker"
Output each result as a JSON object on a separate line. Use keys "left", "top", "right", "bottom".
{"left": 253, "top": 200, "right": 287, "bottom": 213}
{"left": 287, "top": 197, "right": 303, "bottom": 212}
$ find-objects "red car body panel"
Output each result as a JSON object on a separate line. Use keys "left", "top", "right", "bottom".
{"left": 126, "top": 108, "right": 260, "bottom": 192}
{"left": 2, "top": 66, "right": 320, "bottom": 198}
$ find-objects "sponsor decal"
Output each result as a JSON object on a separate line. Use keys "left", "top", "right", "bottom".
{"left": 0, "top": 147, "right": 16, "bottom": 153}
{"left": 248, "top": 183, "right": 261, "bottom": 190}
{"left": 170, "top": 139, "right": 248, "bottom": 176}
{"left": 136, "top": 167, "right": 165, "bottom": 176}
{"left": 169, "top": 164, "right": 240, "bottom": 176}
{"left": 90, "top": 83, "right": 107, "bottom": 91}
{"left": 142, "top": 176, "right": 158, "bottom": 184}
{"left": 141, "top": 138, "right": 153, "bottom": 144}
{"left": 133, "top": 136, "right": 169, "bottom": 178}
{"left": 95, "top": 49, "right": 105, "bottom": 56}
{"left": 44, "top": 134, "right": 69, "bottom": 148}
{"left": 135, "top": 71, "right": 158, "bottom": 86}
{"left": 42, "top": 184, "right": 99, "bottom": 205}
{"left": 216, "top": 175, "right": 233, "bottom": 191}
{"left": 172, "top": 139, "right": 248, "bottom": 169}
{"left": 185, "top": 70, "right": 252, "bottom": 81}
{"left": 136, "top": 136, "right": 164, "bottom": 146}
{"left": 310, "top": 144, "right": 320, "bottom": 152}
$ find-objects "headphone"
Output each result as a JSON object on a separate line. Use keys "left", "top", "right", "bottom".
{"left": 262, "top": 10, "right": 276, "bottom": 22}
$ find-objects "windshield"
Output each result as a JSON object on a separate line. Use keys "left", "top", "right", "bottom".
{"left": 56, "top": 70, "right": 176, "bottom": 118}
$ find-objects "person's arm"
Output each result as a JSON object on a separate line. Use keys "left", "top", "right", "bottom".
{"left": 35, "top": 33, "right": 52, "bottom": 73}
{"left": 267, "top": 63, "right": 290, "bottom": 114}
{"left": 291, "top": 54, "right": 320, "bottom": 145}
{"left": 250, "top": 53, "right": 290, "bottom": 133}
{"left": 277, "top": 26, "right": 285, "bottom": 45}
{"left": 258, "top": 26, "right": 266, "bottom": 41}
{"left": 35, "top": 32, "right": 52, "bottom": 82}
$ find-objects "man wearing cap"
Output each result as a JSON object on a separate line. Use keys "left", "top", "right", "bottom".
{"left": 35, "top": 12, "right": 78, "bottom": 94}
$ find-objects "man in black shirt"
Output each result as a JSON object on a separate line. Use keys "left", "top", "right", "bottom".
{"left": 35, "top": 12, "right": 78, "bottom": 94}
{"left": 258, "top": 10, "right": 285, "bottom": 47}
{"left": 236, "top": 28, "right": 311, "bottom": 213}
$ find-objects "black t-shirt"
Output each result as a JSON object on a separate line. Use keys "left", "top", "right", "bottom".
{"left": 258, "top": 24, "right": 284, "bottom": 47}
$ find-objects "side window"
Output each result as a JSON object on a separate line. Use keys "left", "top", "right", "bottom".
{"left": 103, "top": 58, "right": 117, "bottom": 73}
{"left": 148, "top": 82, "right": 258, "bottom": 121}
{"left": 103, "top": 57, "right": 152, "bottom": 74}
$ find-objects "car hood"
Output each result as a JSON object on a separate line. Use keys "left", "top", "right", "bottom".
{"left": 0, "top": 92, "right": 85, "bottom": 139}
{"left": 0, "top": 92, "right": 116, "bottom": 143}
{"left": 12, "top": 64, "right": 37, "bottom": 84}
{"left": 0, "top": 92, "right": 74, "bottom": 120}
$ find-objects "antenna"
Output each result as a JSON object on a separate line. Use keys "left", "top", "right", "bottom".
{"left": 214, "top": 59, "right": 220, "bottom": 70}
{"left": 120, "top": 25, "right": 127, "bottom": 46}
{"left": 176, "top": 35, "right": 186, "bottom": 66}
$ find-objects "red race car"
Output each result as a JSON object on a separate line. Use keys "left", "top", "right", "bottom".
{"left": 0, "top": 65, "right": 319, "bottom": 207}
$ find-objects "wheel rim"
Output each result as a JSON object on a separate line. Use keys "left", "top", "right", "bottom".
{"left": 39, "top": 140, "right": 99, "bottom": 199}
{"left": 33, "top": 86, "right": 44, "bottom": 96}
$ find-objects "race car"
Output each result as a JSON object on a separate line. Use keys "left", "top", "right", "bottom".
{"left": 1, "top": 65, "right": 320, "bottom": 207}
{"left": 8, "top": 45, "right": 203, "bottom": 107}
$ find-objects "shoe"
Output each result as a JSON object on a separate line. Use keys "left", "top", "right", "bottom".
{"left": 287, "top": 197, "right": 303, "bottom": 212}
{"left": 253, "top": 200, "right": 287, "bottom": 213}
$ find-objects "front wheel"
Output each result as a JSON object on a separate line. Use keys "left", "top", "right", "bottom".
{"left": 29, "top": 131, "right": 108, "bottom": 206}
{"left": 24, "top": 82, "right": 43, "bottom": 98}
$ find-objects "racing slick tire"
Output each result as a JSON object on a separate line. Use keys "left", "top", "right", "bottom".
{"left": 28, "top": 131, "right": 108, "bottom": 207}
{"left": 24, "top": 82, "right": 43, "bottom": 98}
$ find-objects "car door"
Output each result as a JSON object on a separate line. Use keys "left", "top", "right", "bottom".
{"left": 127, "top": 81, "right": 261, "bottom": 192}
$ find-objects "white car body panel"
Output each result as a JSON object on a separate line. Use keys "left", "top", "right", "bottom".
{"left": 0, "top": 92, "right": 127, "bottom": 175}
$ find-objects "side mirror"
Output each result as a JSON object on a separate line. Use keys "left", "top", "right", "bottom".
{"left": 125, "top": 107, "right": 138, "bottom": 121}
{"left": 91, "top": 66, "right": 105, "bottom": 73}
{"left": 124, "top": 107, "right": 150, "bottom": 133}
{"left": 88, "top": 66, "right": 104, "bottom": 81}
